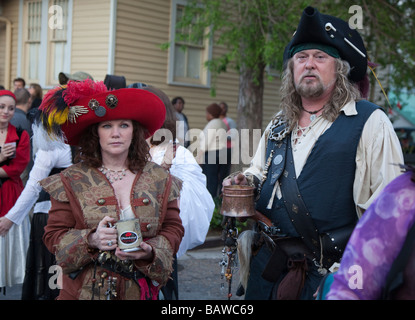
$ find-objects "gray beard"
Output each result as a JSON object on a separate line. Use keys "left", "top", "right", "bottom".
{"left": 295, "top": 79, "right": 324, "bottom": 98}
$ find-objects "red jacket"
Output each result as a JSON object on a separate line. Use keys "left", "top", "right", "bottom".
{"left": 0, "top": 124, "right": 30, "bottom": 217}
{"left": 42, "top": 162, "right": 184, "bottom": 300}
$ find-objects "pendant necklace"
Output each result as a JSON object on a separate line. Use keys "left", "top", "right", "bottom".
{"left": 301, "top": 106, "right": 324, "bottom": 122}
{"left": 99, "top": 166, "right": 127, "bottom": 184}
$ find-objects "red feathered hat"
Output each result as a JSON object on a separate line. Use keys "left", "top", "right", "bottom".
{"left": 39, "top": 79, "right": 166, "bottom": 145}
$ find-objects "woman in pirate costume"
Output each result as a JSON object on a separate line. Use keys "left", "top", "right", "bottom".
{"left": 225, "top": 6, "right": 403, "bottom": 300}
{"left": 39, "top": 79, "right": 184, "bottom": 300}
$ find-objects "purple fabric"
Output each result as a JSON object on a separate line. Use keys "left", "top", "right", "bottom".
{"left": 327, "top": 172, "right": 415, "bottom": 300}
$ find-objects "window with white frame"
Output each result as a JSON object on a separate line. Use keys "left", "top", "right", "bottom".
{"left": 22, "top": 0, "right": 70, "bottom": 86}
{"left": 169, "top": 0, "right": 211, "bottom": 87}
{"left": 48, "top": 0, "right": 68, "bottom": 85}
{"left": 24, "top": 0, "right": 42, "bottom": 82}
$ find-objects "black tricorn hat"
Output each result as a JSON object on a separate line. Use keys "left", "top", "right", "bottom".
{"left": 283, "top": 6, "right": 367, "bottom": 83}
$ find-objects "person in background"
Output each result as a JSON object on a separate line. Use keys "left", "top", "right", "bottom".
{"left": 144, "top": 85, "right": 214, "bottom": 257}
{"left": 0, "top": 117, "right": 73, "bottom": 300}
{"left": 0, "top": 90, "right": 31, "bottom": 294}
{"left": 39, "top": 79, "right": 184, "bottom": 300}
{"left": 219, "top": 102, "right": 237, "bottom": 130}
{"left": 172, "top": 96, "right": 189, "bottom": 148}
{"left": 218, "top": 101, "right": 237, "bottom": 190}
{"left": 13, "top": 78, "right": 25, "bottom": 91}
{"left": 11, "top": 88, "right": 33, "bottom": 184}
{"left": 198, "top": 103, "right": 228, "bottom": 198}
{"left": 11, "top": 88, "right": 33, "bottom": 136}
{"left": 28, "top": 83, "right": 43, "bottom": 109}
{"left": 27, "top": 84, "right": 43, "bottom": 122}
{"left": 140, "top": 84, "right": 215, "bottom": 299}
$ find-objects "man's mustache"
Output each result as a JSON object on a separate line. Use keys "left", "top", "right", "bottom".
{"left": 300, "top": 72, "right": 320, "bottom": 82}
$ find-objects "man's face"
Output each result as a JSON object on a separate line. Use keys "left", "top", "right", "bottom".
{"left": 174, "top": 99, "right": 184, "bottom": 113}
{"left": 13, "top": 81, "right": 24, "bottom": 90}
{"left": 292, "top": 49, "right": 337, "bottom": 99}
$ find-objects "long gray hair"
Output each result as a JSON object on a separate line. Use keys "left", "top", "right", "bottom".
{"left": 280, "top": 58, "right": 362, "bottom": 131}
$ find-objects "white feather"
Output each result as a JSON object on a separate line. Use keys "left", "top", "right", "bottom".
{"left": 31, "top": 123, "right": 67, "bottom": 153}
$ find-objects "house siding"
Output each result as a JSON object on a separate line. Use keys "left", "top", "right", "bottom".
{"left": 0, "top": 0, "right": 281, "bottom": 131}
{"left": 114, "top": 0, "right": 281, "bottom": 131}
{"left": 0, "top": 0, "right": 20, "bottom": 89}
{"left": 70, "top": 0, "right": 111, "bottom": 81}
{"left": 0, "top": 22, "right": 6, "bottom": 85}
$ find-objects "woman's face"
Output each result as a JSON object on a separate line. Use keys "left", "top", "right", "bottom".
{"left": 0, "top": 96, "right": 16, "bottom": 125}
{"left": 28, "top": 86, "right": 36, "bottom": 96}
{"left": 206, "top": 111, "right": 213, "bottom": 121}
{"left": 98, "top": 119, "right": 134, "bottom": 158}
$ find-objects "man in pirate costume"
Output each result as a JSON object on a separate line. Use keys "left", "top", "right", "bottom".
{"left": 38, "top": 79, "right": 184, "bottom": 300}
{"left": 225, "top": 6, "right": 404, "bottom": 300}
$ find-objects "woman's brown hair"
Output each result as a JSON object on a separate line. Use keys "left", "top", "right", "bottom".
{"left": 29, "top": 83, "right": 43, "bottom": 99}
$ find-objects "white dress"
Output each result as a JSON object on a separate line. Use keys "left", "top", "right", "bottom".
{"left": 0, "top": 144, "right": 72, "bottom": 288}
{"left": 149, "top": 141, "right": 215, "bottom": 258}
{"left": 0, "top": 216, "right": 30, "bottom": 288}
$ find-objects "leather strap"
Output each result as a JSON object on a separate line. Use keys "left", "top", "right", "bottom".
{"left": 279, "top": 135, "right": 321, "bottom": 259}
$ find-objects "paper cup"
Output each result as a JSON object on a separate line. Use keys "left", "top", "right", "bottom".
{"left": 4, "top": 142, "right": 16, "bottom": 159}
{"left": 115, "top": 218, "right": 142, "bottom": 252}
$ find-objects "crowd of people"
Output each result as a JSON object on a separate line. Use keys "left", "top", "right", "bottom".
{"left": 0, "top": 5, "right": 414, "bottom": 301}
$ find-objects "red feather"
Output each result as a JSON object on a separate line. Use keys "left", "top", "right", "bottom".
{"left": 38, "top": 86, "right": 64, "bottom": 113}
{"left": 37, "top": 80, "right": 108, "bottom": 140}
{"left": 63, "top": 79, "right": 108, "bottom": 106}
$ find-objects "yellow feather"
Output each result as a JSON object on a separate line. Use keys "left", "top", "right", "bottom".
{"left": 368, "top": 65, "right": 391, "bottom": 110}
{"left": 48, "top": 108, "right": 69, "bottom": 126}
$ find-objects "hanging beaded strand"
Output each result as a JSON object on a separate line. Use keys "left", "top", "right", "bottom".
{"left": 99, "top": 166, "right": 127, "bottom": 184}
{"left": 256, "top": 149, "right": 274, "bottom": 200}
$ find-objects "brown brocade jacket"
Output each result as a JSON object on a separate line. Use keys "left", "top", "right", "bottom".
{"left": 41, "top": 161, "right": 184, "bottom": 300}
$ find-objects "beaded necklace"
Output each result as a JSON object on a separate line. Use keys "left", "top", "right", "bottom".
{"left": 99, "top": 166, "right": 127, "bottom": 184}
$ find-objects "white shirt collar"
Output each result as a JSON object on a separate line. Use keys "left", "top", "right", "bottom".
{"left": 341, "top": 100, "right": 358, "bottom": 116}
